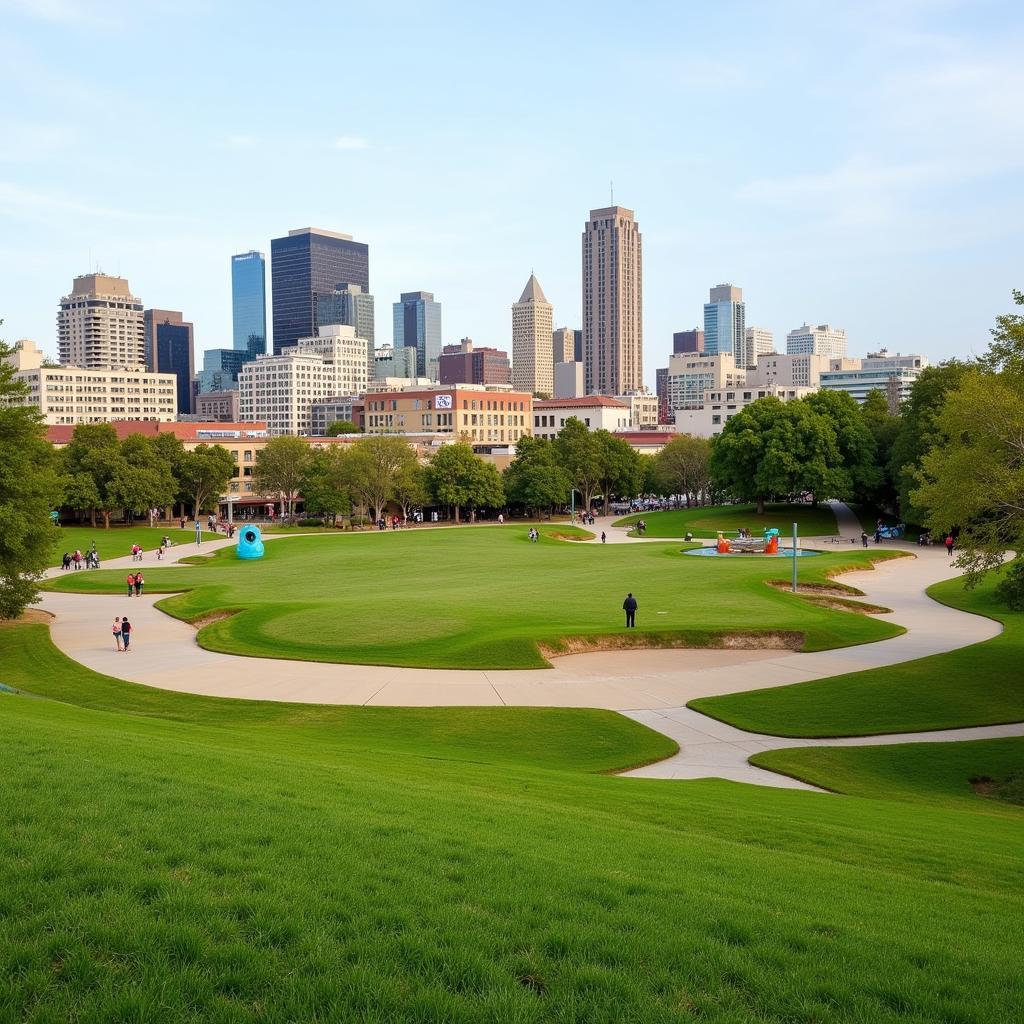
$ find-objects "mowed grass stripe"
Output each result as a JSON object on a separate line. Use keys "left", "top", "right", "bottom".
{"left": 44, "top": 526, "right": 904, "bottom": 668}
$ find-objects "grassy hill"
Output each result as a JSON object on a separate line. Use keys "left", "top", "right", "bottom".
{"left": 613, "top": 503, "right": 841, "bottom": 538}
{"left": 1, "top": 622, "right": 1022, "bottom": 1022}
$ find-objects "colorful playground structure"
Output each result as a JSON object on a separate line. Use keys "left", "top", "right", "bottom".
{"left": 236, "top": 525, "right": 265, "bottom": 560}
{"left": 716, "top": 528, "right": 780, "bottom": 555}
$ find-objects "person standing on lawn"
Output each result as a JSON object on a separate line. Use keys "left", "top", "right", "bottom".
{"left": 134, "top": 572, "right": 144, "bottom": 597}
{"left": 622, "top": 592, "right": 637, "bottom": 628}
{"left": 126, "top": 573, "right": 135, "bottom": 597}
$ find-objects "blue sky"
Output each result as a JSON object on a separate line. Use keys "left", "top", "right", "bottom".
{"left": 1, "top": 0, "right": 1022, "bottom": 386}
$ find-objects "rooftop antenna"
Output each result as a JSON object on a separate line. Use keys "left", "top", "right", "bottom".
{"left": 610, "top": 179, "right": 614, "bottom": 205}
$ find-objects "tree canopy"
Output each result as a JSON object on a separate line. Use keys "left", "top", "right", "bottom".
{"left": 503, "top": 436, "right": 570, "bottom": 516}
{"left": 652, "top": 434, "right": 712, "bottom": 506}
{"left": 343, "top": 435, "right": 420, "bottom": 523}
{"left": 253, "top": 436, "right": 312, "bottom": 521}
{"left": 425, "top": 443, "right": 504, "bottom": 523}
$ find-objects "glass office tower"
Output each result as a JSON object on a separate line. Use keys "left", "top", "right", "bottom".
{"left": 271, "top": 228, "right": 370, "bottom": 354}
{"left": 703, "top": 284, "right": 745, "bottom": 361}
{"left": 392, "top": 291, "right": 442, "bottom": 378}
{"left": 143, "top": 309, "right": 194, "bottom": 415}
{"left": 231, "top": 251, "right": 267, "bottom": 357}
{"left": 195, "top": 348, "right": 250, "bottom": 394}
{"left": 315, "top": 283, "right": 375, "bottom": 345}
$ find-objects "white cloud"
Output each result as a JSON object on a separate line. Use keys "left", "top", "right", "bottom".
{"left": 333, "top": 135, "right": 370, "bottom": 151}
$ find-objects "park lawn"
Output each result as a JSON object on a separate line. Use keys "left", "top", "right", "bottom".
{"left": 691, "top": 574, "right": 1024, "bottom": 736}
{"left": 44, "top": 527, "right": 905, "bottom": 668}
{"left": 751, "top": 737, "right": 1024, "bottom": 810}
{"left": 1, "top": 623, "right": 1023, "bottom": 1022}
{"left": 52, "top": 526, "right": 219, "bottom": 566}
{"left": 613, "top": 502, "right": 839, "bottom": 538}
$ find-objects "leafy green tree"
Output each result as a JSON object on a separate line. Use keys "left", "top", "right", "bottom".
{"left": 802, "top": 389, "right": 878, "bottom": 502}
{"left": 149, "top": 431, "right": 188, "bottom": 516}
{"left": 503, "top": 436, "right": 569, "bottom": 517}
{"left": 178, "top": 443, "right": 235, "bottom": 519}
{"left": 889, "top": 361, "right": 972, "bottom": 523}
{"left": 594, "top": 430, "right": 644, "bottom": 513}
{"left": 0, "top": 337, "right": 62, "bottom": 617}
{"left": 60, "top": 423, "right": 124, "bottom": 528}
{"left": 109, "top": 435, "right": 178, "bottom": 518}
{"left": 325, "top": 420, "right": 361, "bottom": 436}
{"left": 300, "top": 448, "right": 349, "bottom": 525}
{"left": 913, "top": 368, "right": 1024, "bottom": 582}
{"left": 653, "top": 435, "right": 712, "bottom": 506}
{"left": 859, "top": 389, "right": 901, "bottom": 510}
{"left": 393, "top": 461, "right": 429, "bottom": 522}
{"left": 552, "top": 418, "right": 602, "bottom": 514}
{"left": 980, "top": 288, "right": 1024, "bottom": 376}
{"left": 425, "top": 443, "right": 504, "bottom": 523}
{"left": 342, "top": 435, "right": 419, "bottom": 523}
{"left": 253, "top": 437, "right": 311, "bottom": 521}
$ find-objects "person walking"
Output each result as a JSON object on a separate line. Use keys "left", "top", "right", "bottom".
{"left": 126, "top": 572, "right": 135, "bottom": 597}
{"left": 73, "top": 549, "right": 82, "bottom": 570}
{"left": 945, "top": 533, "right": 955, "bottom": 558}
{"left": 120, "top": 616, "right": 132, "bottom": 652}
{"left": 112, "top": 617, "right": 123, "bottom": 651}
{"left": 61, "top": 552, "right": 71, "bottom": 571}
{"left": 134, "top": 572, "right": 144, "bottom": 597}
{"left": 861, "top": 531, "right": 869, "bottom": 548}
{"left": 622, "top": 592, "right": 638, "bottom": 628}
{"left": 601, "top": 531, "right": 607, "bottom": 544}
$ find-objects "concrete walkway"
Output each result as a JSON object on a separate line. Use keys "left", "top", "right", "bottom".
{"left": 36, "top": 510, "right": 1017, "bottom": 790}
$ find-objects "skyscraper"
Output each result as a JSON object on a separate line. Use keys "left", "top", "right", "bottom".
{"left": 231, "top": 251, "right": 267, "bottom": 357}
{"left": 512, "top": 275, "right": 554, "bottom": 395}
{"left": 270, "top": 227, "right": 369, "bottom": 354}
{"left": 316, "top": 282, "right": 375, "bottom": 376}
{"left": 58, "top": 273, "right": 145, "bottom": 369}
{"left": 392, "top": 291, "right": 442, "bottom": 378}
{"left": 552, "top": 326, "right": 576, "bottom": 366}
{"left": 743, "top": 326, "right": 774, "bottom": 368}
{"left": 144, "top": 309, "right": 194, "bottom": 414}
{"left": 703, "top": 284, "right": 745, "bottom": 362}
{"left": 582, "top": 206, "right": 643, "bottom": 395}
{"left": 673, "top": 328, "right": 704, "bottom": 354}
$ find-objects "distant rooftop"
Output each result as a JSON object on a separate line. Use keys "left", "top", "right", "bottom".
{"left": 287, "top": 227, "right": 354, "bottom": 241}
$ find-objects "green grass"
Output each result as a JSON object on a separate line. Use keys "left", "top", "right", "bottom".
{"left": 1, "top": 623, "right": 1023, "bottom": 1022}
{"left": 691, "top": 574, "right": 1024, "bottom": 736}
{"left": 44, "top": 526, "right": 905, "bottom": 668}
{"left": 52, "top": 526, "right": 219, "bottom": 566}
{"left": 613, "top": 503, "right": 839, "bottom": 538}
{"left": 752, "top": 738, "right": 1024, "bottom": 809}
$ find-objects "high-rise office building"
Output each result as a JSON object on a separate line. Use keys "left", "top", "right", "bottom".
{"left": 231, "top": 251, "right": 267, "bottom": 357}
{"left": 655, "top": 367, "right": 669, "bottom": 424}
{"left": 786, "top": 323, "right": 848, "bottom": 359}
{"left": 316, "top": 282, "right": 375, "bottom": 376}
{"left": 673, "top": 328, "right": 704, "bottom": 354}
{"left": 196, "top": 348, "right": 252, "bottom": 394}
{"left": 58, "top": 273, "right": 145, "bottom": 369}
{"left": 582, "top": 206, "right": 643, "bottom": 395}
{"left": 144, "top": 309, "right": 194, "bottom": 414}
{"left": 270, "top": 227, "right": 369, "bottom": 354}
{"left": 743, "top": 326, "right": 774, "bottom": 369}
{"left": 552, "top": 326, "right": 576, "bottom": 367}
{"left": 512, "top": 275, "right": 554, "bottom": 395}
{"left": 392, "top": 291, "right": 442, "bottom": 378}
{"left": 703, "top": 284, "right": 745, "bottom": 362}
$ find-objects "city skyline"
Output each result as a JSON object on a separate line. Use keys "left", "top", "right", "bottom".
{"left": 2, "top": 2, "right": 1022, "bottom": 383}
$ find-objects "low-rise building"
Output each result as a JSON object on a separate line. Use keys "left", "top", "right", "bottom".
{"left": 195, "top": 389, "right": 240, "bottom": 422}
{"left": 675, "top": 384, "right": 815, "bottom": 438}
{"left": 665, "top": 352, "right": 745, "bottom": 412}
{"left": 310, "top": 395, "right": 364, "bottom": 435}
{"left": 749, "top": 353, "right": 859, "bottom": 389}
{"left": 819, "top": 351, "right": 928, "bottom": 409}
{"left": 614, "top": 391, "right": 659, "bottom": 429}
{"left": 553, "top": 361, "right": 585, "bottom": 399}
{"left": 5, "top": 338, "right": 177, "bottom": 424}
{"left": 438, "top": 338, "right": 511, "bottom": 386}
{"left": 364, "top": 384, "right": 532, "bottom": 446}
{"left": 786, "top": 322, "right": 848, "bottom": 358}
{"left": 533, "top": 396, "right": 631, "bottom": 439}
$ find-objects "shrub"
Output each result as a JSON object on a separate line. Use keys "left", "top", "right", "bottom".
{"left": 994, "top": 559, "right": 1024, "bottom": 611}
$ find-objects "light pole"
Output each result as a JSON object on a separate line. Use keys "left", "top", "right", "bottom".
{"left": 792, "top": 521, "right": 799, "bottom": 593}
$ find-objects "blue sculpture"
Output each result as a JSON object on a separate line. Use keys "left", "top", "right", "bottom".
{"left": 236, "top": 525, "right": 265, "bottom": 559}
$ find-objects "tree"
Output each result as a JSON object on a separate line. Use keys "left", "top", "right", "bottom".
{"left": 300, "top": 448, "right": 349, "bottom": 525}
{"left": 859, "top": 389, "right": 901, "bottom": 510}
{"left": 594, "top": 430, "right": 644, "bottom": 514}
{"left": 253, "top": 437, "right": 311, "bottom": 521}
{"left": 393, "top": 461, "right": 429, "bottom": 522}
{"left": 325, "top": 420, "right": 361, "bottom": 436}
{"left": 149, "top": 431, "right": 188, "bottom": 516}
{"left": 178, "top": 444, "right": 236, "bottom": 519}
{"left": 801, "top": 390, "right": 878, "bottom": 502}
{"left": 889, "top": 361, "right": 973, "bottom": 523}
{"left": 109, "top": 434, "right": 178, "bottom": 518}
{"left": 653, "top": 435, "right": 712, "bottom": 506}
{"left": 0, "top": 337, "right": 62, "bottom": 617}
{"left": 425, "top": 443, "right": 504, "bottom": 523}
{"left": 980, "top": 288, "right": 1024, "bottom": 376}
{"left": 59, "top": 423, "right": 124, "bottom": 528}
{"left": 552, "top": 418, "right": 602, "bottom": 514}
{"left": 503, "top": 436, "right": 569, "bottom": 517}
{"left": 913, "top": 367, "right": 1024, "bottom": 582}
{"left": 343, "top": 435, "right": 419, "bottom": 523}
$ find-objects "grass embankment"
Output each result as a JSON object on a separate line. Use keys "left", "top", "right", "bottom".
{"left": 1, "top": 622, "right": 1023, "bottom": 1022}
{"left": 44, "top": 527, "right": 904, "bottom": 668}
{"left": 614, "top": 503, "right": 840, "bottom": 538}
{"left": 52, "top": 526, "right": 219, "bottom": 566}
{"left": 691, "top": 574, "right": 1024, "bottom": 736}
{"left": 752, "top": 739, "right": 1024, "bottom": 809}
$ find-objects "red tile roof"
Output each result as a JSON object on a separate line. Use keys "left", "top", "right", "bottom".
{"left": 534, "top": 396, "right": 628, "bottom": 409}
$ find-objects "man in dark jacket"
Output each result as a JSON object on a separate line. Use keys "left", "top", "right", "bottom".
{"left": 622, "top": 593, "right": 637, "bottom": 628}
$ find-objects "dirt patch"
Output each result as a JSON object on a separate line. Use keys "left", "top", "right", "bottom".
{"left": 0, "top": 609, "right": 54, "bottom": 628}
{"left": 970, "top": 777, "right": 994, "bottom": 796}
{"left": 766, "top": 580, "right": 864, "bottom": 597}
{"left": 539, "top": 630, "right": 803, "bottom": 659}
{"left": 803, "top": 596, "right": 892, "bottom": 615}
{"left": 548, "top": 531, "right": 595, "bottom": 542}
{"left": 189, "top": 609, "right": 241, "bottom": 629}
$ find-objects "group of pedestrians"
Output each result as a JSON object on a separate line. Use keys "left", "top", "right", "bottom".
{"left": 528, "top": 527, "right": 540, "bottom": 543}
{"left": 125, "top": 572, "right": 145, "bottom": 597}
{"left": 111, "top": 616, "right": 133, "bottom": 652}
{"left": 61, "top": 547, "right": 100, "bottom": 570}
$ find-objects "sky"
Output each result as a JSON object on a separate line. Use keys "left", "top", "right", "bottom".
{"left": 1, "top": 0, "right": 1022, "bottom": 387}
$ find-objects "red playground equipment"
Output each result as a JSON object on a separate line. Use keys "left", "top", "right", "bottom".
{"left": 716, "top": 528, "right": 780, "bottom": 555}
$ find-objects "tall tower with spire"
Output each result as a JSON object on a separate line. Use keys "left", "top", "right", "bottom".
{"left": 511, "top": 274, "right": 554, "bottom": 396}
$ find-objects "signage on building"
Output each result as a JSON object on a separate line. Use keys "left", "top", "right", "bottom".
{"left": 434, "top": 394, "right": 453, "bottom": 409}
